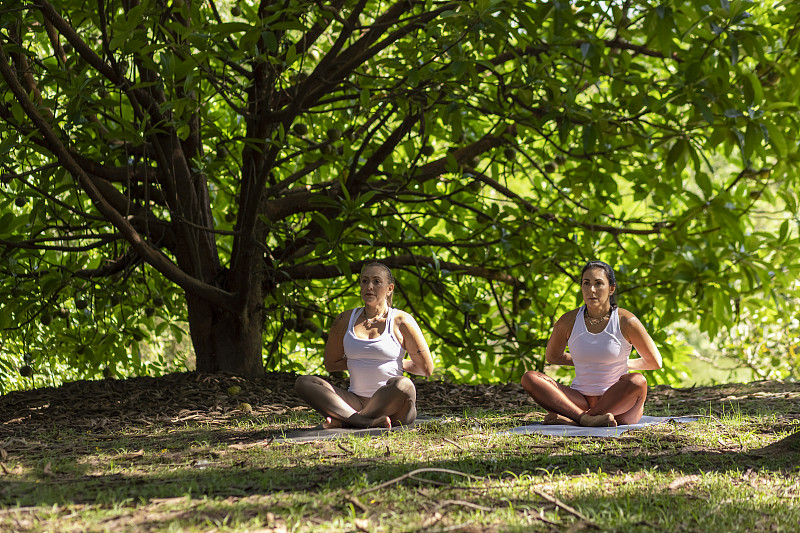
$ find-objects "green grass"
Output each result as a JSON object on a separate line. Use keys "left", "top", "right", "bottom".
{"left": 1, "top": 398, "right": 799, "bottom": 532}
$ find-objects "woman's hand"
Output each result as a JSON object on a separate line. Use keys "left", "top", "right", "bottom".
{"left": 402, "top": 357, "right": 430, "bottom": 376}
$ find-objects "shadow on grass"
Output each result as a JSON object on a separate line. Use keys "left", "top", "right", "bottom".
{"left": 2, "top": 422, "right": 798, "bottom": 509}
{"left": 2, "top": 373, "right": 799, "bottom": 531}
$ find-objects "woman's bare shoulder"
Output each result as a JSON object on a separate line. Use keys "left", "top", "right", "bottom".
{"left": 554, "top": 308, "right": 581, "bottom": 330}
{"left": 616, "top": 307, "right": 640, "bottom": 322}
{"left": 339, "top": 308, "right": 359, "bottom": 319}
{"left": 558, "top": 307, "right": 581, "bottom": 322}
{"left": 331, "top": 308, "right": 356, "bottom": 327}
{"left": 616, "top": 308, "right": 646, "bottom": 332}
{"left": 392, "top": 309, "right": 417, "bottom": 325}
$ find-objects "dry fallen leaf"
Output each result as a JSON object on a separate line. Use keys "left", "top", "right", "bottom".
{"left": 120, "top": 449, "right": 145, "bottom": 460}
{"left": 420, "top": 513, "right": 443, "bottom": 528}
{"left": 669, "top": 475, "right": 701, "bottom": 491}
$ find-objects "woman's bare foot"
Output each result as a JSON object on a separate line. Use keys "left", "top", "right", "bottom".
{"left": 543, "top": 412, "right": 578, "bottom": 426}
{"left": 369, "top": 416, "right": 391, "bottom": 429}
{"left": 323, "top": 416, "right": 343, "bottom": 429}
{"left": 326, "top": 415, "right": 391, "bottom": 429}
{"left": 579, "top": 412, "right": 617, "bottom": 427}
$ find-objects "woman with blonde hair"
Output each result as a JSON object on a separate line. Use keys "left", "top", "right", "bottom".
{"left": 295, "top": 262, "right": 434, "bottom": 428}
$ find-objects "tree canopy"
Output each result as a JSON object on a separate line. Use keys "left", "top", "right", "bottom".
{"left": 1, "top": 0, "right": 800, "bottom": 389}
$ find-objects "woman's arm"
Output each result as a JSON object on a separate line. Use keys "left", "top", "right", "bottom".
{"left": 545, "top": 311, "right": 577, "bottom": 366}
{"left": 396, "top": 312, "right": 434, "bottom": 377}
{"left": 323, "top": 311, "right": 350, "bottom": 372}
{"left": 620, "top": 311, "right": 663, "bottom": 370}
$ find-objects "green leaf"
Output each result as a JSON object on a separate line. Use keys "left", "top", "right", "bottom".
{"left": 212, "top": 22, "right": 254, "bottom": 36}
{"left": 728, "top": 34, "right": 739, "bottom": 65}
{"left": 743, "top": 72, "right": 763, "bottom": 106}
{"left": 763, "top": 121, "right": 786, "bottom": 157}
{"left": 262, "top": 31, "right": 278, "bottom": 53}
{"left": 582, "top": 124, "right": 596, "bottom": 153}
{"left": 445, "top": 152, "right": 459, "bottom": 173}
{"left": 666, "top": 139, "right": 685, "bottom": 168}
{"left": 695, "top": 172, "right": 713, "bottom": 199}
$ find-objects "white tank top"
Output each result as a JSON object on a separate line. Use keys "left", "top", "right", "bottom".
{"left": 568, "top": 306, "right": 632, "bottom": 395}
{"left": 343, "top": 307, "right": 404, "bottom": 397}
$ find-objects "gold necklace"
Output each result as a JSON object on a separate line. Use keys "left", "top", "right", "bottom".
{"left": 363, "top": 307, "right": 388, "bottom": 328}
{"left": 585, "top": 309, "right": 611, "bottom": 325}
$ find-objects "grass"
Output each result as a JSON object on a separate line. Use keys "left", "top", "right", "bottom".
{"left": 2, "top": 406, "right": 800, "bottom": 532}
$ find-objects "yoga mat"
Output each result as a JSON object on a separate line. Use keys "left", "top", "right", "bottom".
{"left": 275, "top": 415, "right": 440, "bottom": 442}
{"left": 501, "top": 415, "right": 698, "bottom": 437}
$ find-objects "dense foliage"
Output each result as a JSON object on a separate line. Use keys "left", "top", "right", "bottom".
{"left": 714, "top": 293, "right": 800, "bottom": 381}
{"left": 1, "top": 0, "right": 799, "bottom": 390}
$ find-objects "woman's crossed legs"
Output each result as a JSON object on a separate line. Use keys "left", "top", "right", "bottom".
{"left": 295, "top": 375, "right": 417, "bottom": 429}
{"left": 520, "top": 371, "right": 648, "bottom": 427}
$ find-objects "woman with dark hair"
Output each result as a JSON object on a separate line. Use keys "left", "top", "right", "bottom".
{"left": 295, "top": 262, "right": 434, "bottom": 428}
{"left": 520, "top": 261, "right": 662, "bottom": 427}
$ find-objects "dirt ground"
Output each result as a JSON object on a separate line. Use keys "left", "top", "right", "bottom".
{"left": 2, "top": 372, "right": 800, "bottom": 438}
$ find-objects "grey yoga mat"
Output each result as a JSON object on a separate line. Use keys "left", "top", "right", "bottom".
{"left": 501, "top": 415, "right": 698, "bottom": 437}
{"left": 275, "top": 415, "right": 439, "bottom": 442}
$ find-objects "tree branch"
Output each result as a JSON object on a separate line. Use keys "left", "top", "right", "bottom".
{"left": 0, "top": 40, "right": 237, "bottom": 311}
{"left": 0, "top": 234, "right": 119, "bottom": 253}
{"left": 31, "top": 0, "right": 167, "bottom": 127}
{"left": 280, "top": 254, "right": 522, "bottom": 288}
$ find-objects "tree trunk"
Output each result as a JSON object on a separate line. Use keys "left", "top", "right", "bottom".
{"left": 185, "top": 292, "right": 265, "bottom": 376}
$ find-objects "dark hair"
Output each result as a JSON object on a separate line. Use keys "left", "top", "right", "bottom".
{"left": 360, "top": 262, "right": 395, "bottom": 306}
{"left": 580, "top": 261, "right": 618, "bottom": 309}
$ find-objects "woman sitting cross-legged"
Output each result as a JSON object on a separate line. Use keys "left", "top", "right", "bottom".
{"left": 295, "top": 262, "right": 434, "bottom": 429}
{"left": 520, "top": 260, "right": 662, "bottom": 427}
